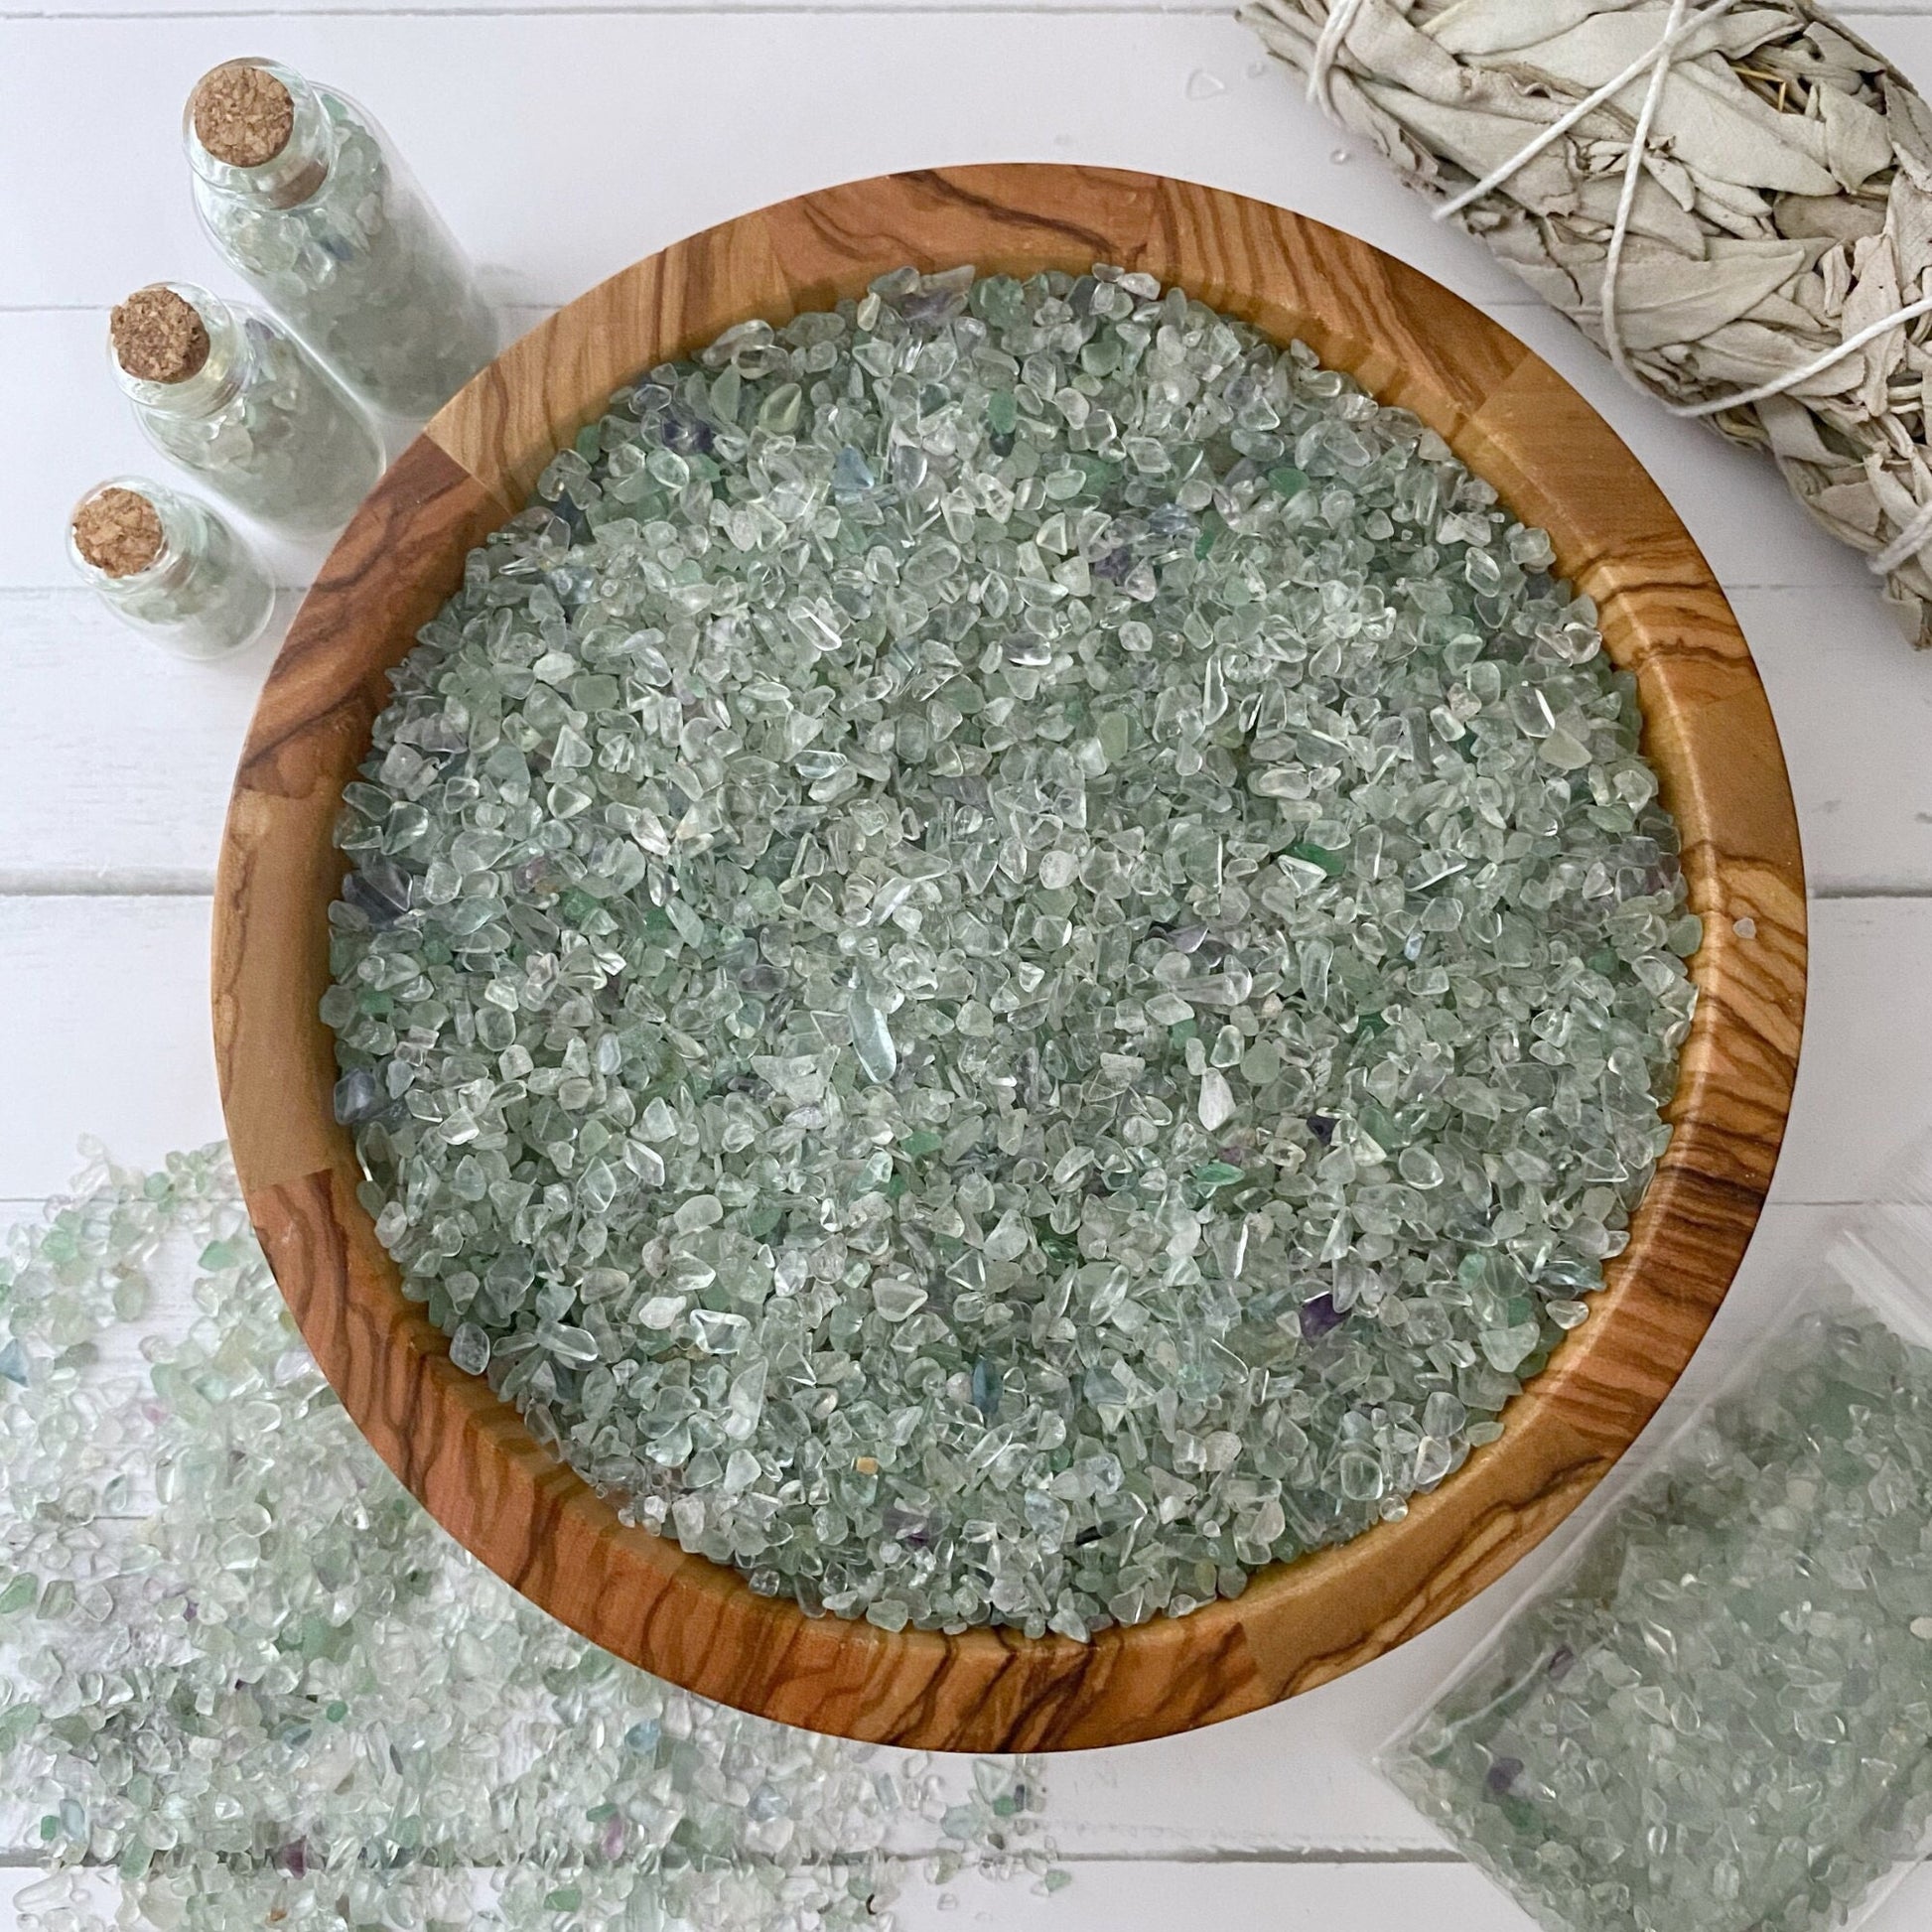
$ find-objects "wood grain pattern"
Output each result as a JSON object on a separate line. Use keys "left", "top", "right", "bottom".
{"left": 213, "top": 165, "right": 1807, "bottom": 1751}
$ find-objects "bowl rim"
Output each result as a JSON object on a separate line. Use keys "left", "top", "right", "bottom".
{"left": 212, "top": 161, "right": 1807, "bottom": 1751}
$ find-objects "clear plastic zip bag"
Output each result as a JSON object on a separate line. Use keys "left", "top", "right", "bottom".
{"left": 1381, "top": 1152, "right": 1932, "bottom": 1932}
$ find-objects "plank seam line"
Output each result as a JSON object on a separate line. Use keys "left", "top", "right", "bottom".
{"left": 0, "top": 874, "right": 216, "bottom": 897}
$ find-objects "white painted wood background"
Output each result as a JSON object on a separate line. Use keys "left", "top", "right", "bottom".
{"left": 7, "top": 6, "right": 1932, "bottom": 1926}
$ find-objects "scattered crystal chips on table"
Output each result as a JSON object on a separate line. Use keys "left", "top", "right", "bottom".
{"left": 0, "top": 1147, "right": 1053, "bottom": 1929}
{"left": 327, "top": 263, "right": 1698, "bottom": 1641}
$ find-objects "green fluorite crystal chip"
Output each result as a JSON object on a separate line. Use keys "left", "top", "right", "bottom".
{"left": 326, "top": 264, "right": 1695, "bottom": 1640}
{"left": 1387, "top": 1306, "right": 1932, "bottom": 1932}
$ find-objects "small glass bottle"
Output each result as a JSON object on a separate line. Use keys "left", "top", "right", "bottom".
{"left": 109, "top": 281, "right": 381, "bottom": 536}
{"left": 69, "top": 479, "right": 274, "bottom": 660}
{"left": 185, "top": 60, "right": 497, "bottom": 421}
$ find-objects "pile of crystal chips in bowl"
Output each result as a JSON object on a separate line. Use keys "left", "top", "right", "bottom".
{"left": 326, "top": 263, "right": 1697, "bottom": 1641}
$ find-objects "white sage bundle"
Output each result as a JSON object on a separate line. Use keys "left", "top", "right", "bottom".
{"left": 1243, "top": 0, "right": 1932, "bottom": 646}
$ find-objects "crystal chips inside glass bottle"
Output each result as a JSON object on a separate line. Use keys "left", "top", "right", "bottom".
{"left": 109, "top": 281, "right": 381, "bottom": 536}
{"left": 185, "top": 59, "right": 497, "bottom": 421}
{"left": 69, "top": 478, "right": 274, "bottom": 659}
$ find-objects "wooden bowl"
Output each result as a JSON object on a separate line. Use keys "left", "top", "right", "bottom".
{"left": 213, "top": 164, "right": 1806, "bottom": 1751}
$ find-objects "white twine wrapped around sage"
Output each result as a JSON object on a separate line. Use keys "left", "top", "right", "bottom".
{"left": 1244, "top": 0, "right": 1932, "bottom": 646}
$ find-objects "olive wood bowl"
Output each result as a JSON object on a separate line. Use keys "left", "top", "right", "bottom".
{"left": 213, "top": 163, "right": 1807, "bottom": 1752}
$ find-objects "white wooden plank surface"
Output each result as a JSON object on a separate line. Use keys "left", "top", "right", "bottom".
{"left": 0, "top": 898, "right": 224, "bottom": 1193}
{"left": 0, "top": 591, "right": 286, "bottom": 890}
{"left": 9, "top": 3, "right": 1932, "bottom": 1924}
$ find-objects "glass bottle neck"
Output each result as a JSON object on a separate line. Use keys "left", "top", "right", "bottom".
{"left": 69, "top": 484, "right": 202, "bottom": 598}
{"left": 114, "top": 288, "right": 252, "bottom": 420}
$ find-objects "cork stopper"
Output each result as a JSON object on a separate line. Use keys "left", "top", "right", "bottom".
{"left": 110, "top": 287, "right": 210, "bottom": 385}
{"left": 191, "top": 63, "right": 294, "bottom": 168}
{"left": 72, "top": 487, "right": 165, "bottom": 578}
